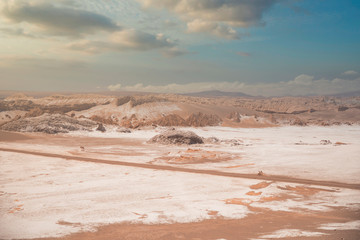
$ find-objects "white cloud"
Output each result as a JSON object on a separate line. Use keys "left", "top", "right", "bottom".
{"left": 107, "top": 74, "right": 360, "bottom": 96}
{"left": 111, "top": 30, "right": 174, "bottom": 50}
{"left": 288, "top": 74, "right": 314, "bottom": 86}
{"left": 343, "top": 70, "right": 358, "bottom": 76}
{"left": 67, "top": 29, "right": 175, "bottom": 53}
{"left": 108, "top": 83, "right": 122, "bottom": 91}
{"left": 0, "top": 0, "right": 120, "bottom": 37}
{"left": 138, "top": 0, "right": 277, "bottom": 39}
{"left": 187, "top": 19, "right": 239, "bottom": 39}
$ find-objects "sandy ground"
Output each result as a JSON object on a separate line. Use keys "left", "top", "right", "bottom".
{"left": 1, "top": 127, "right": 360, "bottom": 240}
{"left": 0, "top": 131, "right": 32, "bottom": 142}
{"left": 1, "top": 125, "right": 359, "bottom": 183}
{"left": 33, "top": 209, "right": 360, "bottom": 240}
{"left": 1, "top": 147, "right": 359, "bottom": 190}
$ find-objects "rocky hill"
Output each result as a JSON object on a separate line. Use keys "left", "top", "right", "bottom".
{"left": 0, "top": 92, "right": 359, "bottom": 133}
{"left": 1, "top": 114, "right": 97, "bottom": 134}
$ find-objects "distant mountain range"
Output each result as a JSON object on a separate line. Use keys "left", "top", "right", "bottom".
{"left": 2, "top": 89, "right": 358, "bottom": 99}
{"left": 183, "top": 90, "right": 252, "bottom": 98}
{"left": 328, "top": 90, "right": 360, "bottom": 97}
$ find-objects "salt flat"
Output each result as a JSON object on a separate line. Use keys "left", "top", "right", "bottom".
{"left": 3, "top": 125, "right": 360, "bottom": 182}
{"left": 0, "top": 126, "right": 360, "bottom": 239}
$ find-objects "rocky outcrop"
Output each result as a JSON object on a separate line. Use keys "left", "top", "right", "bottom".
{"left": 227, "top": 112, "right": 241, "bottom": 123}
{"left": 116, "top": 127, "right": 131, "bottom": 133}
{"left": 2, "top": 93, "right": 360, "bottom": 128}
{"left": 96, "top": 123, "right": 106, "bottom": 132}
{"left": 320, "top": 140, "right": 332, "bottom": 145}
{"left": 116, "top": 96, "right": 169, "bottom": 107}
{"left": 0, "top": 110, "right": 26, "bottom": 125}
{"left": 0, "top": 98, "right": 96, "bottom": 114}
{"left": 25, "top": 107, "right": 44, "bottom": 118}
{"left": 116, "top": 96, "right": 133, "bottom": 106}
{"left": 148, "top": 129, "right": 204, "bottom": 145}
{"left": 90, "top": 115, "right": 116, "bottom": 125}
{"left": 151, "top": 112, "right": 222, "bottom": 128}
{"left": 338, "top": 106, "right": 349, "bottom": 112}
{"left": 290, "top": 118, "right": 307, "bottom": 126}
{"left": 154, "top": 114, "right": 187, "bottom": 127}
{"left": 186, "top": 112, "right": 222, "bottom": 127}
{"left": 0, "top": 113, "right": 97, "bottom": 134}
{"left": 121, "top": 114, "right": 143, "bottom": 129}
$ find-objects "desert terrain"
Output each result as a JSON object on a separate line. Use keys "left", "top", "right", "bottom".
{"left": 0, "top": 93, "right": 360, "bottom": 240}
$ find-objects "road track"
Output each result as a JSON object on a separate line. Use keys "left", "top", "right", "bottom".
{"left": 1, "top": 147, "right": 359, "bottom": 190}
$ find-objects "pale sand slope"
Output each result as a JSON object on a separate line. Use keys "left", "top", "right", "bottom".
{"left": 0, "top": 126, "right": 360, "bottom": 239}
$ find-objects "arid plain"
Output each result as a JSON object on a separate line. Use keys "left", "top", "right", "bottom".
{"left": 1, "top": 92, "right": 360, "bottom": 240}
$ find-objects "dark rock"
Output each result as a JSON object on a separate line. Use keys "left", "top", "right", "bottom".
{"left": 116, "top": 127, "right": 131, "bottom": 133}
{"left": 96, "top": 123, "right": 106, "bottom": 132}
{"left": 148, "top": 129, "right": 204, "bottom": 145}
{"left": 320, "top": 140, "right": 332, "bottom": 145}
{"left": 338, "top": 106, "right": 349, "bottom": 112}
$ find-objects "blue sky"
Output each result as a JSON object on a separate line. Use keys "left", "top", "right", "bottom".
{"left": 0, "top": 0, "right": 359, "bottom": 96}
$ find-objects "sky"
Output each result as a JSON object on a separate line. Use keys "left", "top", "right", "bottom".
{"left": 0, "top": 0, "right": 359, "bottom": 96}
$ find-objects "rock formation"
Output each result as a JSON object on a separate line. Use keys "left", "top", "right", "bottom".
{"left": 186, "top": 112, "right": 222, "bottom": 127}
{"left": 148, "top": 129, "right": 204, "bottom": 145}
{"left": 154, "top": 114, "right": 187, "bottom": 127}
{"left": 96, "top": 123, "right": 106, "bottom": 132}
{"left": 1, "top": 93, "right": 359, "bottom": 129}
{"left": 0, "top": 113, "right": 97, "bottom": 134}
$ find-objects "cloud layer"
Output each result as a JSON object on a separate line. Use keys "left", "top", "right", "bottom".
{"left": 343, "top": 70, "right": 358, "bottom": 76}
{"left": 67, "top": 29, "right": 175, "bottom": 53}
{"left": 187, "top": 19, "right": 239, "bottom": 39}
{"left": 138, "top": 0, "right": 277, "bottom": 38}
{"left": 0, "top": 0, "right": 182, "bottom": 55}
{"left": 108, "top": 74, "right": 360, "bottom": 97}
{"left": 0, "top": 0, "right": 119, "bottom": 37}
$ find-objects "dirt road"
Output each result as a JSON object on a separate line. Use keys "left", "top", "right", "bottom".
{"left": 1, "top": 147, "right": 359, "bottom": 190}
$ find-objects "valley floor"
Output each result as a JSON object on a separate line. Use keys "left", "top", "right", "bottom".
{"left": 0, "top": 126, "right": 359, "bottom": 240}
